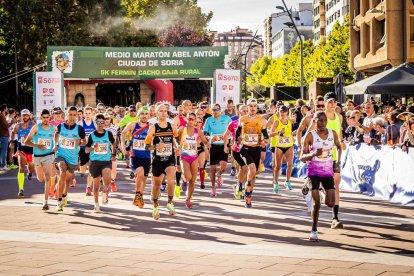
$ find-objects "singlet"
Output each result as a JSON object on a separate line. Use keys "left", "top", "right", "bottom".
{"left": 273, "top": 117, "right": 293, "bottom": 148}
{"left": 240, "top": 115, "right": 264, "bottom": 147}
{"left": 50, "top": 120, "right": 64, "bottom": 127}
{"left": 131, "top": 123, "right": 151, "bottom": 159}
{"left": 89, "top": 130, "right": 111, "bottom": 162}
{"left": 326, "top": 112, "right": 341, "bottom": 161}
{"left": 203, "top": 115, "right": 232, "bottom": 145}
{"left": 153, "top": 122, "right": 174, "bottom": 161}
{"left": 33, "top": 123, "right": 55, "bottom": 157}
{"left": 81, "top": 119, "right": 96, "bottom": 149}
{"left": 227, "top": 120, "right": 241, "bottom": 152}
{"left": 307, "top": 129, "right": 334, "bottom": 178}
{"left": 16, "top": 122, "right": 33, "bottom": 154}
{"left": 270, "top": 114, "right": 279, "bottom": 148}
{"left": 56, "top": 124, "right": 80, "bottom": 165}
{"left": 178, "top": 115, "right": 188, "bottom": 127}
{"left": 180, "top": 128, "right": 199, "bottom": 157}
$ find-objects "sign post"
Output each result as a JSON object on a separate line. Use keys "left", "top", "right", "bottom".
{"left": 34, "top": 71, "right": 64, "bottom": 121}
{"left": 213, "top": 69, "right": 241, "bottom": 108}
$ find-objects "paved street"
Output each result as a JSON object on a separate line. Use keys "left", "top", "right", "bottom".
{"left": 0, "top": 162, "right": 413, "bottom": 276}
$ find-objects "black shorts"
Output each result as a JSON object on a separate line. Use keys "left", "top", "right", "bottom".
{"left": 240, "top": 146, "right": 261, "bottom": 170}
{"left": 79, "top": 148, "right": 90, "bottom": 166}
{"left": 261, "top": 146, "right": 267, "bottom": 152}
{"left": 270, "top": 147, "right": 275, "bottom": 153}
{"left": 276, "top": 146, "right": 292, "bottom": 154}
{"left": 54, "top": 156, "right": 78, "bottom": 174}
{"left": 309, "top": 176, "right": 335, "bottom": 191}
{"left": 89, "top": 160, "right": 112, "bottom": 178}
{"left": 130, "top": 157, "right": 151, "bottom": 177}
{"left": 209, "top": 144, "right": 228, "bottom": 165}
{"left": 176, "top": 156, "right": 181, "bottom": 166}
{"left": 152, "top": 157, "right": 176, "bottom": 177}
{"left": 232, "top": 150, "right": 246, "bottom": 167}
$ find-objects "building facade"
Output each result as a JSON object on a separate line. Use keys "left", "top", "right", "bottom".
{"left": 210, "top": 28, "right": 264, "bottom": 70}
{"left": 313, "top": 0, "right": 327, "bottom": 44}
{"left": 326, "top": 0, "right": 350, "bottom": 35}
{"left": 272, "top": 26, "right": 314, "bottom": 58}
{"left": 350, "top": 0, "right": 414, "bottom": 73}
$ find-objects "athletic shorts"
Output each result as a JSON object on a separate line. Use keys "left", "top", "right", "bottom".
{"left": 261, "top": 146, "right": 267, "bottom": 152}
{"left": 16, "top": 151, "right": 33, "bottom": 163}
{"left": 34, "top": 154, "right": 54, "bottom": 167}
{"left": 54, "top": 156, "right": 77, "bottom": 174}
{"left": 79, "top": 148, "right": 90, "bottom": 166}
{"left": 276, "top": 146, "right": 292, "bottom": 154}
{"left": 152, "top": 157, "right": 176, "bottom": 177}
{"left": 232, "top": 150, "right": 246, "bottom": 167}
{"left": 240, "top": 146, "right": 261, "bottom": 170}
{"left": 176, "top": 156, "right": 181, "bottom": 166}
{"left": 270, "top": 147, "right": 275, "bottom": 153}
{"left": 209, "top": 144, "right": 228, "bottom": 165}
{"left": 130, "top": 157, "right": 151, "bottom": 177}
{"left": 89, "top": 160, "right": 112, "bottom": 178}
{"left": 309, "top": 176, "right": 335, "bottom": 191}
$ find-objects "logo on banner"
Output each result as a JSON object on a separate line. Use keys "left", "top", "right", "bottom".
{"left": 357, "top": 160, "right": 381, "bottom": 196}
{"left": 52, "top": 51, "right": 73, "bottom": 73}
{"left": 218, "top": 73, "right": 223, "bottom": 80}
{"left": 222, "top": 85, "right": 227, "bottom": 91}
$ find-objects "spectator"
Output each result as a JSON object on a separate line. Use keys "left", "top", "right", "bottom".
{"left": 386, "top": 111, "right": 401, "bottom": 145}
{"left": 371, "top": 117, "right": 387, "bottom": 145}
{"left": 224, "top": 99, "right": 236, "bottom": 117}
{"left": 0, "top": 104, "right": 11, "bottom": 170}
{"left": 346, "top": 100, "right": 356, "bottom": 112}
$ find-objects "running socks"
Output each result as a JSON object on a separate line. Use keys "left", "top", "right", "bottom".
{"left": 200, "top": 168, "right": 205, "bottom": 183}
{"left": 168, "top": 195, "right": 173, "bottom": 204}
{"left": 333, "top": 205, "right": 339, "bottom": 220}
{"left": 17, "top": 172, "right": 25, "bottom": 190}
{"left": 175, "top": 172, "right": 182, "bottom": 186}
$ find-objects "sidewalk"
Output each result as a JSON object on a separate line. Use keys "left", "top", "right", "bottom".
{"left": 0, "top": 164, "right": 413, "bottom": 276}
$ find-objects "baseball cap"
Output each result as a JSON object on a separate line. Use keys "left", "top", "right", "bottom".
{"left": 279, "top": 105, "right": 289, "bottom": 113}
{"left": 21, "top": 109, "right": 31, "bottom": 115}
{"left": 129, "top": 105, "right": 137, "bottom": 111}
{"left": 53, "top": 107, "right": 63, "bottom": 114}
{"left": 138, "top": 106, "right": 149, "bottom": 114}
{"left": 324, "top": 92, "right": 337, "bottom": 102}
{"left": 247, "top": 98, "right": 258, "bottom": 105}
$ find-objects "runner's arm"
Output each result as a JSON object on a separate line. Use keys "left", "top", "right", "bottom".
{"left": 299, "top": 133, "right": 317, "bottom": 162}
{"left": 84, "top": 135, "right": 94, "bottom": 154}
{"left": 270, "top": 119, "right": 280, "bottom": 137}
{"left": 10, "top": 124, "right": 18, "bottom": 142}
{"left": 144, "top": 125, "right": 155, "bottom": 151}
{"left": 23, "top": 124, "right": 41, "bottom": 149}
{"left": 53, "top": 126, "right": 60, "bottom": 152}
{"left": 333, "top": 131, "right": 342, "bottom": 168}
{"left": 120, "top": 122, "right": 134, "bottom": 152}
{"left": 296, "top": 116, "right": 309, "bottom": 148}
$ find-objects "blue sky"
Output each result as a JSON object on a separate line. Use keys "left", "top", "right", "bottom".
{"left": 198, "top": 0, "right": 311, "bottom": 35}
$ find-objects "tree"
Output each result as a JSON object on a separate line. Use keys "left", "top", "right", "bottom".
{"left": 159, "top": 24, "right": 212, "bottom": 47}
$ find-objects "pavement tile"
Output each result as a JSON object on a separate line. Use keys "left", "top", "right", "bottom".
{"left": 2, "top": 267, "right": 65, "bottom": 276}
{"left": 317, "top": 267, "right": 385, "bottom": 276}
{"left": 352, "top": 263, "right": 414, "bottom": 272}
{"left": 83, "top": 258, "right": 140, "bottom": 267}
{"left": 138, "top": 270, "right": 200, "bottom": 276}
{"left": 131, "top": 261, "right": 186, "bottom": 270}
{"left": 50, "top": 271, "right": 110, "bottom": 276}
{"left": 263, "top": 264, "right": 327, "bottom": 273}
{"left": 76, "top": 251, "right": 132, "bottom": 259}
{"left": 179, "top": 264, "right": 238, "bottom": 274}
{"left": 123, "top": 253, "right": 175, "bottom": 262}
{"left": 88, "top": 265, "right": 149, "bottom": 275}
{"left": 114, "top": 248, "right": 166, "bottom": 255}
{"left": 41, "top": 261, "right": 106, "bottom": 272}
{"left": 78, "top": 245, "right": 125, "bottom": 252}
{"left": 3, "top": 259, "right": 56, "bottom": 268}
{"left": 379, "top": 273, "right": 414, "bottom": 276}
{"left": 216, "top": 260, "right": 275, "bottom": 269}
{"left": 300, "top": 259, "right": 361, "bottom": 268}
{"left": 225, "top": 268, "right": 290, "bottom": 276}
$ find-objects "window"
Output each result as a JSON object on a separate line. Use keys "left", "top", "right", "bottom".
{"left": 411, "top": 16, "right": 414, "bottom": 42}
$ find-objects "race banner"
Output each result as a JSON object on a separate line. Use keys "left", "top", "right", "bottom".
{"left": 213, "top": 69, "right": 241, "bottom": 107}
{"left": 34, "top": 72, "right": 64, "bottom": 121}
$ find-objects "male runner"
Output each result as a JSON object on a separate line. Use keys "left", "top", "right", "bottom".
{"left": 79, "top": 106, "right": 96, "bottom": 195}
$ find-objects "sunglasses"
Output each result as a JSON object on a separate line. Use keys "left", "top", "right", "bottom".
{"left": 196, "top": 121, "right": 202, "bottom": 124}
{"left": 130, "top": 110, "right": 137, "bottom": 113}
{"left": 188, "top": 117, "right": 195, "bottom": 121}
{"left": 140, "top": 112, "right": 149, "bottom": 115}
{"left": 212, "top": 108, "right": 220, "bottom": 112}
{"left": 349, "top": 116, "right": 355, "bottom": 119}
{"left": 316, "top": 104, "right": 325, "bottom": 108}
{"left": 96, "top": 121, "right": 105, "bottom": 125}
{"left": 201, "top": 106, "right": 207, "bottom": 109}
{"left": 105, "top": 118, "right": 111, "bottom": 120}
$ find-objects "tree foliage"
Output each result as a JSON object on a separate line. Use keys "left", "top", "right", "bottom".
{"left": 159, "top": 24, "right": 212, "bottom": 47}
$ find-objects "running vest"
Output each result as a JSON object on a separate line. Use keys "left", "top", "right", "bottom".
{"left": 89, "top": 131, "right": 111, "bottom": 162}
{"left": 153, "top": 122, "right": 174, "bottom": 161}
{"left": 180, "top": 128, "right": 198, "bottom": 157}
{"left": 308, "top": 129, "right": 334, "bottom": 178}
{"left": 273, "top": 117, "right": 293, "bottom": 148}
{"left": 204, "top": 115, "right": 232, "bottom": 145}
{"left": 270, "top": 114, "right": 279, "bottom": 148}
{"left": 33, "top": 123, "right": 55, "bottom": 157}
{"left": 227, "top": 120, "right": 241, "bottom": 152}
{"left": 131, "top": 123, "right": 151, "bottom": 159}
{"left": 178, "top": 115, "right": 188, "bottom": 127}
{"left": 81, "top": 119, "right": 96, "bottom": 149}
{"left": 17, "top": 122, "right": 33, "bottom": 154}
{"left": 326, "top": 112, "right": 341, "bottom": 161}
{"left": 56, "top": 124, "right": 80, "bottom": 165}
{"left": 240, "top": 115, "right": 264, "bottom": 147}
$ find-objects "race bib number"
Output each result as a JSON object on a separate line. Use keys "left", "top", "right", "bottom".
{"left": 211, "top": 134, "right": 224, "bottom": 143}
{"left": 183, "top": 141, "right": 197, "bottom": 154}
{"left": 95, "top": 143, "right": 108, "bottom": 155}
{"left": 133, "top": 139, "right": 145, "bottom": 150}
{"left": 315, "top": 148, "right": 333, "bottom": 162}
{"left": 243, "top": 134, "right": 259, "bottom": 146}
{"left": 19, "top": 136, "right": 27, "bottom": 146}
{"left": 156, "top": 143, "right": 173, "bottom": 157}
{"left": 38, "top": 138, "right": 52, "bottom": 149}
{"left": 278, "top": 136, "right": 292, "bottom": 147}
{"left": 61, "top": 138, "right": 76, "bottom": 149}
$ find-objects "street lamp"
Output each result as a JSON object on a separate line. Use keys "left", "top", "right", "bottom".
{"left": 243, "top": 43, "right": 259, "bottom": 102}
{"left": 276, "top": 1, "right": 304, "bottom": 99}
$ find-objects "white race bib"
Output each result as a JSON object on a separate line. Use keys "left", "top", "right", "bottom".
{"left": 211, "top": 134, "right": 224, "bottom": 143}
{"left": 133, "top": 139, "right": 145, "bottom": 150}
{"left": 243, "top": 134, "right": 259, "bottom": 146}
{"left": 95, "top": 143, "right": 108, "bottom": 155}
{"left": 315, "top": 148, "right": 333, "bottom": 162}
{"left": 278, "top": 136, "right": 292, "bottom": 147}
{"left": 61, "top": 138, "right": 76, "bottom": 149}
{"left": 156, "top": 143, "right": 173, "bottom": 157}
{"left": 38, "top": 138, "right": 52, "bottom": 149}
{"left": 182, "top": 141, "right": 197, "bottom": 155}
{"left": 19, "top": 136, "right": 27, "bottom": 146}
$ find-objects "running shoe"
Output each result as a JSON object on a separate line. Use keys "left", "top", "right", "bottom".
{"left": 309, "top": 231, "right": 318, "bottom": 242}
{"left": 129, "top": 172, "right": 135, "bottom": 180}
{"left": 17, "top": 189, "right": 24, "bottom": 198}
{"left": 273, "top": 183, "right": 279, "bottom": 194}
{"left": 174, "top": 185, "right": 181, "bottom": 199}
{"left": 71, "top": 178, "right": 77, "bottom": 187}
{"left": 101, "top": 190, "right": 109, "bottom": 205}
{"left": 85, "top": 186, "right": 92, "bottom": 196}
{"left": 185, "top": 200, "right": 193, "bottom": 209}
{"left": 230, "top": 168, "right": 236, "bottom": 177}
{"left": 42, "top": 203, "right": 49, "bottom": 211}
{"left": 93, "top": 203, "right": 100, "bottom": 213}
{"left": 204, "top": 170, "right": 208, "bottom": 178}
{"left": 232, "top": 184, "right": 240, "bottom": 200}
{"left": 238, "top": 184, "right": 244, "bottom": 200}
{"left": 56, "top": 201, "right": 64, "bottom": 212}
{"left": 166, "top": 203, "right": 176, "bottom": 215}
{"left": 9, "top": 164, "right": 18, "bottom": 169}
{"left": 160, "top": 182, "right": 167, "bottom": 192}
{"left": 27, "top": 172, "right": 32, "bottom": 180}
{"left": 133, "top": 193, "right": 144, "bottom": 208}
{"left": 217, "top": 175, "right": 223, "bottom": 188}
{"left": 152, "top": 206, "right": 160, "bottom": 220}
{"left": 301, "top": 178, "right": 310, "bottom": 196}
{"left": 110, "top": 181, "right": 117, "bottom": 192}
{"left": 62, "top": 196, "right": 68, "bottom": 207}
{"left": 285, "top": 181, "right": 292, "bottom": 190}
{"left": 210, "top": 186, "right": 217, "bottom": 197}
{"left": 200, "top": 183, "right": 205, "bottom": 190}
{"left": 304, "top": 194, "right": 313, "bottom": 212}
{"left": 245, "top": 190, "right": 252, "bottom": 208}
{"left": 181, "top": 182, "right": 188, "bottom": 193}
{"left": 331, "top": 219, "right": 344, "bottom": 229}
{"left": 260, "top": 163, "right": 265, "bottom": 172}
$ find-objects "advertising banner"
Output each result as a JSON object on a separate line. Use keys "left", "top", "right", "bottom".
{"left": 47, "top": 46, "right": 228, "bottom": 80}
{"left": 34, "top": 72, "right": 63, "bottom": 120}
{"left": 213, "top": 69, "right": 241, "bottom": 107}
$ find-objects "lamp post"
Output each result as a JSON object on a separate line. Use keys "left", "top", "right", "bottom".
{"left": 276, "top": 1, "right": 304, "bottom": 99}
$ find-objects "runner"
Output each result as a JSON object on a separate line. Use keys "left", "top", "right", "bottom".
{"left": 178, "top": 112, "right": 210, "bottom": 208}
{"left": 224, "top": 104, "right": 249, "bottom": 200}
{"left": 300, "top": 111, "right": 341, "bottom": 241}
{"left": 79, "top": 106, "right": 96, "bottom": 195}
{"left": 195, "top": 116, "right": 207, "bottom": 189}
{"left": 24, "top": 109, "right": 55, "bottom": 210}
{"left": 236, "top": 98, "right": 269, "bottom": 207}
{"left": 203, "top": 103, "right": 232, "bottom": 196}
{"left": 11, "top": 109, "right": 34, "bottom": 198}
{"left": 145, "top": 104, "right": 180, "bottom": 220}
{"left": 103, "top": 112, "right": 119, "bottom": 192}
{"left": 270, "top": 105, "right": 294, "bottom": 193}
{"left": 119, "top": 105, "right": 138, "bottom": 170}
{"left": 53, "top": 106, "right": 86, "bottom": 212}
{"left": 121, "top": 106, "right": 151, "bottom": 208}
{"left": 85, "top": 114, "right": 116, "bottom": 212}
